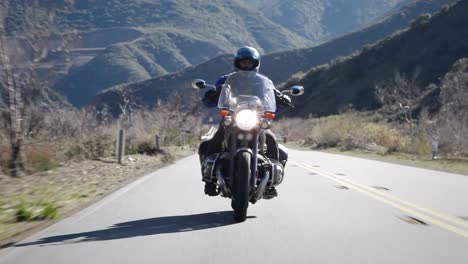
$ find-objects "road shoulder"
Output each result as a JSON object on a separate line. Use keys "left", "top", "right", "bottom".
{"left": 285, "top": 142, "right": 468, "bottom": 176}
{"left": 0, "top": 147, "right": 195, "bottom": 249}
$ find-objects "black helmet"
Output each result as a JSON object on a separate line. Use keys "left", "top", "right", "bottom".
{"left": 234, "top": 46, "right": 260, "bottom": 71}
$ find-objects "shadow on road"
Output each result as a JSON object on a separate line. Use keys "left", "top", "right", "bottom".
{"left": 15, "top": 211, "right": 249, "bottom": 247}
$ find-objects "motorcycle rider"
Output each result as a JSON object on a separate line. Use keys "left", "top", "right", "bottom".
{"left": 199, "top": 46, "right": 292, "bottom": 198}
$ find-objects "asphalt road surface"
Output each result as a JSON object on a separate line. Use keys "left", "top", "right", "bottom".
{"left": 1, "top": 149, "right": 468, "bottom": 264}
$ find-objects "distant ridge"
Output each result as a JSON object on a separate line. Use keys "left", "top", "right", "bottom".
{"left": 285, "top": 0, "right": 467, "bottom": 117}
{"left": 47, "top": 0, "right": 408, "bottom": 107}
{"left": 91, "top": 0, "right": 452, "bottom": 115}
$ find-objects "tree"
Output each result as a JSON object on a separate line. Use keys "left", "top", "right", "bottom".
{"left": 116, "top": 86, "right": 137, "bottom": 130}
{"left": 0, "top": 0, "right": 67, "bottom": 176}
{"left": 0, "top": 0, "right": 24, "bottom": 176}
{"left": 375, "top": 69, "right": 424, "bottom": 134}
{"left": 437, "top": 58, "right": 468, "bottom": 155}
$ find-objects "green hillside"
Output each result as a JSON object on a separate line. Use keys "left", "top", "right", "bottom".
{"left": 0, "top": 1, "right": 73, "bottom": 112}
{"left": 285, "top": 0, "right": 468, "bottom": 117}
{"left": 5, "top": 0, "right": 406, "bottom": 41}
{"left": 48, "top": 0, "right": 409, "bottom": 107}
{"left": 91, "top": 0, "right": 451, "bottom": 114}
{"left": 53, "top": 29, "right": 231, "bottom": 107}
{"left": 51, "top": 0, "right": 310, "bottom": 107}
{"left": 249, "top": 0, "right": 404, "bottom": 42}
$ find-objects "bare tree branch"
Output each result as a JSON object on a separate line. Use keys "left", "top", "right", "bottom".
{"left": 375, "top": 69, "right": 425, "bottom": 134}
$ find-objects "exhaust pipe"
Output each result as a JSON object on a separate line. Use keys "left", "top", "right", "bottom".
{"left": 216, "top": 169, "right": 231, "bottom": 197}
{"left": 253, "top": 171, "right": 270, "bottom": 203}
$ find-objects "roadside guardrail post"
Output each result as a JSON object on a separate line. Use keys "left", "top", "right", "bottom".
{"left": 155, "top": 135, "right": 160, "bottom": 151}
{"left": 117, "top": 129, "right": 125, "bottom": 164}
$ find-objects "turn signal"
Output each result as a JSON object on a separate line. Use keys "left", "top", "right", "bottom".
{"left": 264, "top": 112, "right": 276, "bottom": 120}
{"left": 260, "top": 119, "right": 271, "bottom": 129}
{"left": 223, "top": 116, "right": 233, "bottom": 126}
{"left": 219, "top": 110, "right": 230, "bottom": 117}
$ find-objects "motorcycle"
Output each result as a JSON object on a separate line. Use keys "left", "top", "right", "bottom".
{"left": 192, "top": 71, "right": 304, "bottom": 222}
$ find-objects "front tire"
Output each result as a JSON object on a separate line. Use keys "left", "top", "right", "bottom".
{"left": 232, "top": 152, "right": 251, "bottom": 222}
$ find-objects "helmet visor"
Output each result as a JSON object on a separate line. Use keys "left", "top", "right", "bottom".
{"left": 237, "top": 59, "right": 256, "bottom": 71}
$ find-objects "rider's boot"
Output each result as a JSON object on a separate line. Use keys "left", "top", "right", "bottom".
{"left": 263, "top": 186, "right": 278, "bottom": 199}
{"left": 204, "top": 182, "right": 219, "bottom": 196}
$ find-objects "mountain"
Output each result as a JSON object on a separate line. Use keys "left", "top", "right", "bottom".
{"left": 91, "top": 0, "right": 452, "bottom": 114}
{"left": 283, "top": 0, "right": 468, "bottom": 117}
{"left": 438, "top": 57, "right": 468, "bottom": 120}
{"left": 0, "top": 81, "right": 73, "bottom": 113}
{"left": 5, "top": 0, "right": 405, "bottom": 43}
{"left": 0, "top": 1, "right": 73, "bottom": 112}
{"left": 48, "top": 0, "right": 408, "bottom": 107}
{"left": 247, "top": 0, "right": 404, "bottom": 41}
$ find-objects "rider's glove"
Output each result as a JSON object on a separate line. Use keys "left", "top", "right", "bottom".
{"left": 279, "top": 94, "right": 292, "bottom": 107}
{"left": 204, "top": 89, "right": 217, "bottom": 99}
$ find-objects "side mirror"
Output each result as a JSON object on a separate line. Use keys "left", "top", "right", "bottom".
{"left": 282, "top": 85, "right": 304, "bottom": 97}
{"left": 291, "top": 86, "right": 304, "bottom": 96}
{"left": 192, "top": 79, "right": 206, "bottom": 89}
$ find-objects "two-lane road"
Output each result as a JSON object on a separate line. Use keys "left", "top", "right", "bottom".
{"left": 1, "top": 150, "right": 468, "bottom": 263}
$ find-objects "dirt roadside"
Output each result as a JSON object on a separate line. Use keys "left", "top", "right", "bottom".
{"left": 0, "top": 147, "right": 195, "bottom": 248}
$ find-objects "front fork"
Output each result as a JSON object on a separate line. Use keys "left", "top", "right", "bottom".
{"left": 250, "top": 132, "right": 260, "bottom": 193}
{"left": 227, "top": 126, "right": 263, "bottom": 194}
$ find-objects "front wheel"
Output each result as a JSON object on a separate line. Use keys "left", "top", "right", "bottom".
{"left": 232, "top": 152, "right": 251, "bottom": 222}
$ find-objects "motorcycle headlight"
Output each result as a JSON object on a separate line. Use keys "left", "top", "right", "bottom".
{"left": 236, "top": 109, "right": 258, "bottom": 131}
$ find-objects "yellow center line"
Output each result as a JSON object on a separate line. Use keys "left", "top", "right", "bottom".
{"left": 295, "top": 160, "right": 468, "bottom": 229}
{"left": 291, "top": 160, "right": 468, "bottom": 238}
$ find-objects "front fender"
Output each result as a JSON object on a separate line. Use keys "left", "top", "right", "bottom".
{"left": 236, "top": 147, "right": 253, "bottom": 156}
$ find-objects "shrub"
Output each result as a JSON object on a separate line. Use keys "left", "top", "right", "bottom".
{"left": 24, "top": 145, "right": 60, "bottom": 173}
{"left": 64, "top": 141, "right": 84, "bottom": 160}
{"left": 411, "top": 13, "right": 432, "bottom": 28}
{"left": 136, "top": 139, "right": 157, "bottom": 155}
{"left": 308, "top": 114, "right": 362, "bottom": 148}
{"left": 400, "top": 133, "right": 431, "bottom": 156}
{"left": 356, "top": 123, "right": 403, "bottom": 153}
{"left": 81, "top": 133, "right": 113, "bottom": 160}
{"left": 305, "top": 113, "right": 409, "bottom": 153}
{"left": 64, "top": 133, "right": 113, "bottom": 160}
{"left": 15, "top": 203, "right": 33, "bottom": 222}
{"left": 0, "top": 146, "right": 11, "bottom": 174}
{"left": 37, "top": 203, "right": 58, "bottom": 220}
{"left": 272, "top": 118, "right": 309, "bottom": 143}
{"left": 15, "top": 201, "right": 59, "bottom": 221}
{"left": 125, "top": 144, "right": 139, "bottom": 155}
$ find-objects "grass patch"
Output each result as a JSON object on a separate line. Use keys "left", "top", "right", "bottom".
{"left": 304, "top": 113, "right": 410, "bottom": 154}
{"left": 1, "top": 147, "right": 191, "bottom": 244}
{"left": 38, "top": 203, "right": 58, "bottom": 220}
{"left": 27, "top": 187, "right": 48, "bottom": 196}
{"left": 14, "top": 202, "right": 59, "bottom": 222}
{"left": 24, "top": 145, "right": 60, "bottom": 173}
{"left": 71, "top": 193, "right": 89, "bottom": 199}
{"left": 15, "top": 203, "right": 33, "bottom": 222}
{"left": 64, "top": 133, "right": 114, "bottom": 161}
{"left": 136, "top": 139, "right": 158, "bottom": 155}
